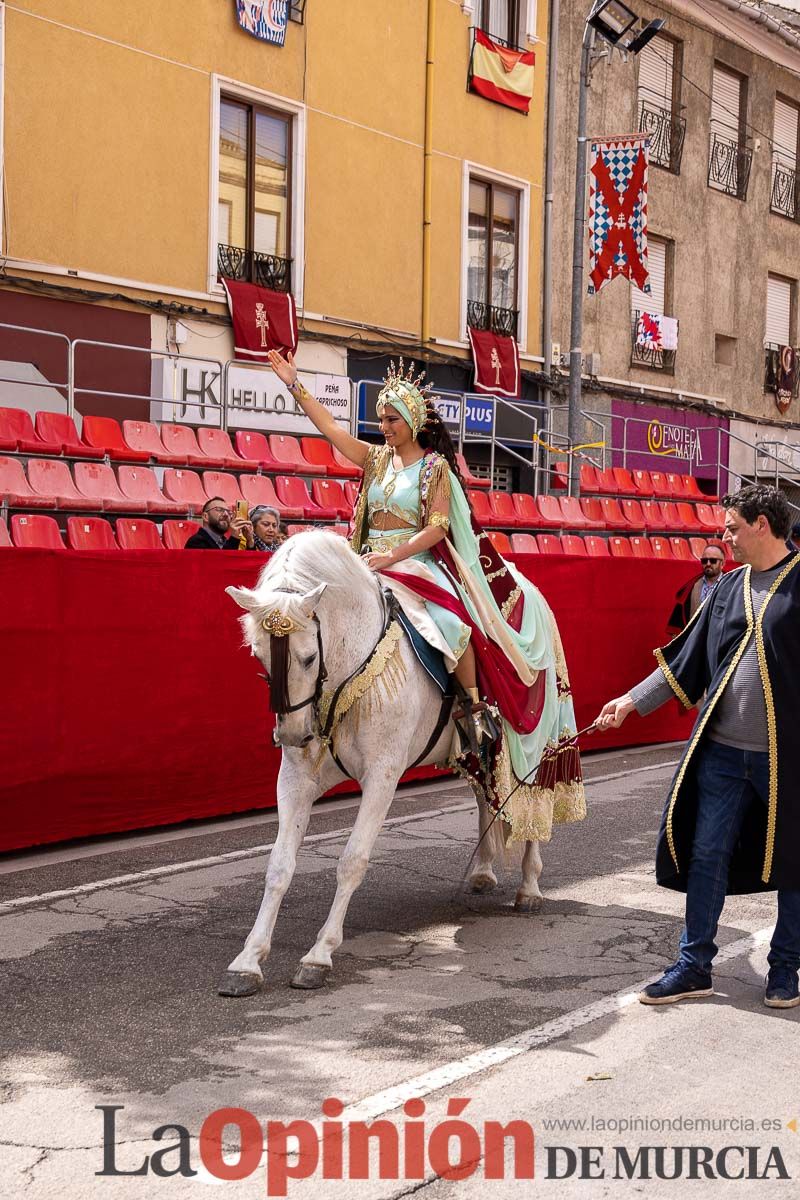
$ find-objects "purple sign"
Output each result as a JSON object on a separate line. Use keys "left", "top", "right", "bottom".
{"left": 611, "top": 399, "right": 729, "bottom": 483}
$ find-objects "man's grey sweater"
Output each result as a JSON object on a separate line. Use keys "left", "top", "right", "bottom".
{"left": 629, "top": 563, "right": 785, "bottom": 753}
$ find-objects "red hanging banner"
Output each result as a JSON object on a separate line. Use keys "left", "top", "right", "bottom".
{"left": 468, "top": 327, "right": 520, "bottom": 398}
{"left": 222, "top": 278, "right": 298, "bottom": 360}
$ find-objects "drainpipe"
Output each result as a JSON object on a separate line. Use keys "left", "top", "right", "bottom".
{"left": 541, "top": 0, "right": 560, "bottom": 475}
{"left": 421, "top": 0, "right": 436, "bottom": 350}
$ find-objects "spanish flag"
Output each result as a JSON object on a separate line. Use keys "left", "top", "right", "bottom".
{"left": 469, "top": 29, "right": 535, "bottom": 115}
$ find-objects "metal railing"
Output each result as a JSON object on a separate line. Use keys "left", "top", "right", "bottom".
{"left": 770, "top": 156, "right": 799, "bottom": 219}
{"left": 638, "top": 100, "right": 686, "bottom": 174}
{"left": 708, "top": 132, "right": 752, "bottom": 200}
{"left": 466, "top": 299, "right": 519, "bottom": 338}
{"left": 0, "top": 323, "right": 70, "bottom": 401}
{"left": 630, "top": 310, "right": 676, "bottom": 373}
{"left": 217, "top": 243, "right": 292, "bottom": 292}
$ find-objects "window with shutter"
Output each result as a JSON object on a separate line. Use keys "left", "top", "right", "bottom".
{"left": 708, "top": 66, "right": 752, "bottom": 199}
{"left": 765, "top": 275, "right": 792, "bottom": 347}
{"left": 631, "top": 239, "right": 666, "bottom": 317}
{"left": 637, "top": 38, "right": 673, "bottom": 111}
{"left": 637, "top": 37, "right": 685, "bottom": 172}
{"left": 771, "top": 98, "right": 799, "bottom": 219}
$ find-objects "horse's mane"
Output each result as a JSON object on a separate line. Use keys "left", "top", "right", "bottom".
{"left": 255, "top": 530, "right": 378, "bottom": 600}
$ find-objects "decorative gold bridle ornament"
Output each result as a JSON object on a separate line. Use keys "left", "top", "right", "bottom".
{"left": 261, "top": 609, "right": 304, "bottom": 637}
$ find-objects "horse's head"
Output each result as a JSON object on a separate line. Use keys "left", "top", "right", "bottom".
{"left": 227, "top": 582, "right": 327, "bottom": 748}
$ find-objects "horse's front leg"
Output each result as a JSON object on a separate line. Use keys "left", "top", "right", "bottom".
{"left": 469, "top": 795, "right": 499, "bottom": 894}
{"left": 514, "top": 838, "right": 543, "bottom": 914}
{"left": 291, "top": 768, "right": 401, "bottom": 989}
{"left": 218, "top": 757, "right": 332, "bottom": 997}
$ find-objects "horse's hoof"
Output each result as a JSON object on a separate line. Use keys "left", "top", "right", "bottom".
{"left": 217, "top": 971, "right": 263, "bottom": 997}
{"left": 470, "top": 874, "right": 497, "bottom": 895}
{"left": 291, "top": 963, "right": 330, "bottom": 990}
{"left": 514, "top": 894, "right": 543, "bottom": 914}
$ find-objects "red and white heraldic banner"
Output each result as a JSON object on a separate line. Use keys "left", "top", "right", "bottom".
{"left": 468, "top": 29, "right": 535, "bottom": 115}
{"left": 468, "top": 327, "right": 521, "bottom": 398}
{"left": 222, "top": 278, "right": 299, "bottom": 361}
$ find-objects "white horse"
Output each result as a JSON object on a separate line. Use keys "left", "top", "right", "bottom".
{"left": 219, "top": 530, "right": 545, "bottom": 997}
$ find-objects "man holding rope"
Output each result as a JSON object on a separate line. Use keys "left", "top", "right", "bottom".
{"left": 598, "top": 485, "right": 800, "bottom": 1009}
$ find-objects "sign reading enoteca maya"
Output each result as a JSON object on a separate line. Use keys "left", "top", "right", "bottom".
{"left": 149, "top": 359, "right": 352, "bottom": 433}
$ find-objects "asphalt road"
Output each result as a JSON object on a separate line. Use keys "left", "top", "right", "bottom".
{"left": 1, "top": 743, "right": 797, "bottom": 1199}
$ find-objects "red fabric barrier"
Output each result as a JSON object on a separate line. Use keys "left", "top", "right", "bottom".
{"left": 0, "top": 549, "right": 696, "bottom": 852}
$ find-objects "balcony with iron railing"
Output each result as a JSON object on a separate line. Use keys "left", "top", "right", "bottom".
{"left": 708, "top": 132, "right": 753, "bottom": 201}
{"left": 638, "top": 100, "right": 686, "bottom": 174}
{"left": 467, "top": 299, "right": 519, "bottom": 339}
{"left": 764, "top": 342, "right": 800, "bottom": 396}
{"left": 770, "top": 155, "right": 799, "bottom": 220}
{"left": 630, "top": 310, "right": 676, "bottom": 373}
{"left": 217, "top": 244, "right": 292, "bottom": 293}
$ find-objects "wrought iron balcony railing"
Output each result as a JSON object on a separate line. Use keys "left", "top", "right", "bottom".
{"left": 638, "top": 100, "right": 686, "bottom": 174}
{"left": 764, "top": 342, "right": 800, "bottom": 396}
{"left": 217, "top": 244, "right": 292, "bottom": 293}
{"left": 770, "top": 157, "right": 799, "bottom": 220}
{"left": 708, "top": 132, "right": 753, "bottom": 201}
{"left": 630, "top": 310, "right": 676, "bottom": 373}
{"left": 467, "top": 299, "right": 519, "bottom": 339}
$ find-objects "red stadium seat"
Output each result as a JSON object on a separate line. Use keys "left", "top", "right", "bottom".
{"left": 36, "top": 411, "right": 104, "bottom": 458}
{"left": 580, "top": 497, "right": 606, "bottom": 529}
{"left": 689, "top": 537, "right": 711, "bottom": 559}
{"left": 631, "top": 469, "right": 655, "bottom": 496}
{"left": 561, "top": 534, "right": 587, "bottom": 556}
{"left": 558, "top": 497, "right": 588, "bottom": 529}
{"left": 118, "top": 466, "right": 185, "bottom": 514}
{"left": 197, "top": 427, "right": 243, "bottom": 468}
{"left": 511, "top": 493, "right": 540, "bottom": 528}
{"left": 612, "top": 467, "right": 639, "bottom": 496}
{"left": 27, "top": 459, "right": 95, "bottom": 510}
{"left": 467, "top": 489, "right": 496, "bottom": 525}
{"left": 66, "top": 516, "right": 118, "bottom": 550}
{"left": 608, "top": 536, "right": 633, "bottom": 557}
{"left": 162, "top": 519, "right": 201, "bottom": 549}
{"left": 123, "top": 420, "right": 186, "bottom": 465}
{"left": 487, "top": 530, "right": 512, "bottom": 555}
{"left": 81, "top": 415, "right": 149, "bottom": 462}
{"left": 312, "top": 479, "right": 351, "bottom": 518}
{"left": 648, "top": 471, "right": 673, "bottom": 498}
{"left": 0, "top": 406, "right": 62, "bottom": 454}
{"left": 0, "top": 516, "right": 10, "bottom": 547}
{"left": 489, "top": 491, "right": 522, "bottom": 528}
{"left": 333, "top": 446, "right": 362, "bottom": 479}
{"left": 240, "top": 473, "right": 304, "bottom": 519}
{"left": 595, "top": 468, "right": 620, "bottom": 495}
{"left": 696, "top": 503, "right": 721, "bottom": 532}
{"left": 115, "top": 518, "right": 164, "bottom": 549}
{"left": 580, "top": 462, "right": 601, "bottom": 493}
{"left": 599, "top": 497, "right": 629, "bottom": 530}
{"left": 11, "top": 514, "right": 65, "bottom": 549}
{"left": 457, "top": 452, "right": 490, "bottom": 490}
{"left": 683, "top": 475, "right": 718, "bottom": 503}
{"left": 202, "top": 471, "right": 245, "bottom": 505}
{"left": 584, "top": 535, "right": 610, "bottom": 557}
{"left": 669, "top": 538, "right": 695, "bottom": 562}
{"left": 661, "top": 501, "right": 686, "bottom": 531}
{"left": 712, "top": 504, "right": 726, "bottom": 530}
{"left": 344, "top": 480, "right": 360, "bottom": 508}
{"left": 0, "top": 456, "right": 56, "bottom": 507}
{"left": 537, "top": 534, "right": 563, "bottom": 555}
{"left": 163, "top": 468, "right": 207, "bottom": 511}
{"left": 160, "top": 423, "right": 220, "bottom": 467}
{"left": 233, "top": 430, "right": 280, "bottom": 470}
{"left": 665, "top": 472, "right": 691, "bottom": 500}
{"left": 327, "top": 524, "right": 350, "bottom": 537}
{"left": 650, "top": 536, "right": 675, "bottom": 560}
{"left": 510, "top": 532, "right": 539, "bottom": 553}
{"left": 676, "top": 501, "right": 704, "bottom": 533}
{"left": 620, "top": 498, "right": 646, "bottom": 528}
{"left": 535, "top": 495, "right": 563, "bottom": 529}
{"left": 629, "top": 536, "right": 654, "bottom": 559}
{"left": 300, "top": 437, "right": 361, "bottom": 479}
{"left": 551, "top": 461, "right": 568, "bottom": 491}
{"left": 276, "top": 476, "right": 339, "bottom": 519}
{"left": 641, "top": 499, "right": 679, "bottom": 531}
{"left": 269, "top": 434, "right": 325, "bottom": 475}
{"left": 73, "top": 462, "right": 134, "bottom": 511}
{"left": 286, "top": 524, "right": 309, "bottom": 537}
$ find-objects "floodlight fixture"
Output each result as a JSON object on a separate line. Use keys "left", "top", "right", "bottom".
{"left": 587, "top": 0, "right": 637, "bottom": 46}
{"left": 626, "top": 18, "right": 667, "bottom": 55}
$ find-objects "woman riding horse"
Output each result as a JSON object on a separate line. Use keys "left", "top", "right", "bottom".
{"left": 267, "top": 350, "right": 585, "bottom": 844}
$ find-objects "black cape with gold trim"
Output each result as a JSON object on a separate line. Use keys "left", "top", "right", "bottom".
{"left": 653, "top": 551, "right": 800, "bottom": 895}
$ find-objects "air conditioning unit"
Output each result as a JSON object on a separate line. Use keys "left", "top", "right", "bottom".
{"left": 586, "top": 353, "right": 602, "bottom": 377}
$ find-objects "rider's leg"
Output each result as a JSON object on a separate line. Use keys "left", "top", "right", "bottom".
{"left": 454, "top": 642, "right": 478, "bottom": 693}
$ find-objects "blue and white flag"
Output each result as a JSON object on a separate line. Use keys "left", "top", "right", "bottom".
{"left": 235, "top": 1, "right": 289, "bottom": 46}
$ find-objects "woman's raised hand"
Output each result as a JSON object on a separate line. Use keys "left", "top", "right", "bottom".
{"left": 266, "top": 348, "right": 298, "bottom": 388}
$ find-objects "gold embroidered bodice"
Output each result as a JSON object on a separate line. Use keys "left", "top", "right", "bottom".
{"left": 367, "top": 456, "right": 423, "bottom": 531}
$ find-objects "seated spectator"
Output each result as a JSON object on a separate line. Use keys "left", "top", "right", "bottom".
{"left": 184, "top": 497, "right": 253, "bottom": 549}
{"left": 250, "top": 505, "right": 285, "bottom": 552}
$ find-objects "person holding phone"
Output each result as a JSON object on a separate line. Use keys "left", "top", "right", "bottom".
{"left": 184, "top": 496, "right": 254, "bottom": 549}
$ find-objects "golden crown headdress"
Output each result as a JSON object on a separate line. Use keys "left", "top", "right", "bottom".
{"left": 377, "top": 358, "right": 436, "bottom": 439}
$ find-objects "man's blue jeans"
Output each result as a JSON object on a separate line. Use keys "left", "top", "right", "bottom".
{"left": 678, "top": 740, "right": 800, "bottom": 974}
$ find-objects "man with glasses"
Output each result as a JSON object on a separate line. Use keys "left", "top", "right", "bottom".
{"left": 184, "top": 497, "right": 254, "bottom": 550}
{"left": 691, "top": 544, "right": 725, "bottom": 614}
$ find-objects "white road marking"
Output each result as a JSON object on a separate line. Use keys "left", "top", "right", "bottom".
{"left": 0, "top": 758, "right": 679, "bottom": 914}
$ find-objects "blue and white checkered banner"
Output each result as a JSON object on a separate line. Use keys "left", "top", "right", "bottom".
{"left": 235, "top": 0, "right": 289, "bottom": 46}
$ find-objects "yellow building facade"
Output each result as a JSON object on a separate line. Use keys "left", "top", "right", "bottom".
{"left": 1, "top": 0, "right": 549, "bottom": 432}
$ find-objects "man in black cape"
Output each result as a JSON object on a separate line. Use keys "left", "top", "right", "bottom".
{"left": 599, "top": 485, "right": 800, "bottom": 1009}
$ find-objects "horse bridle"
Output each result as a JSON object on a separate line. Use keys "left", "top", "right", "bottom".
{"left": 260, "top": 614, "right": 327, "bottom": 716}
